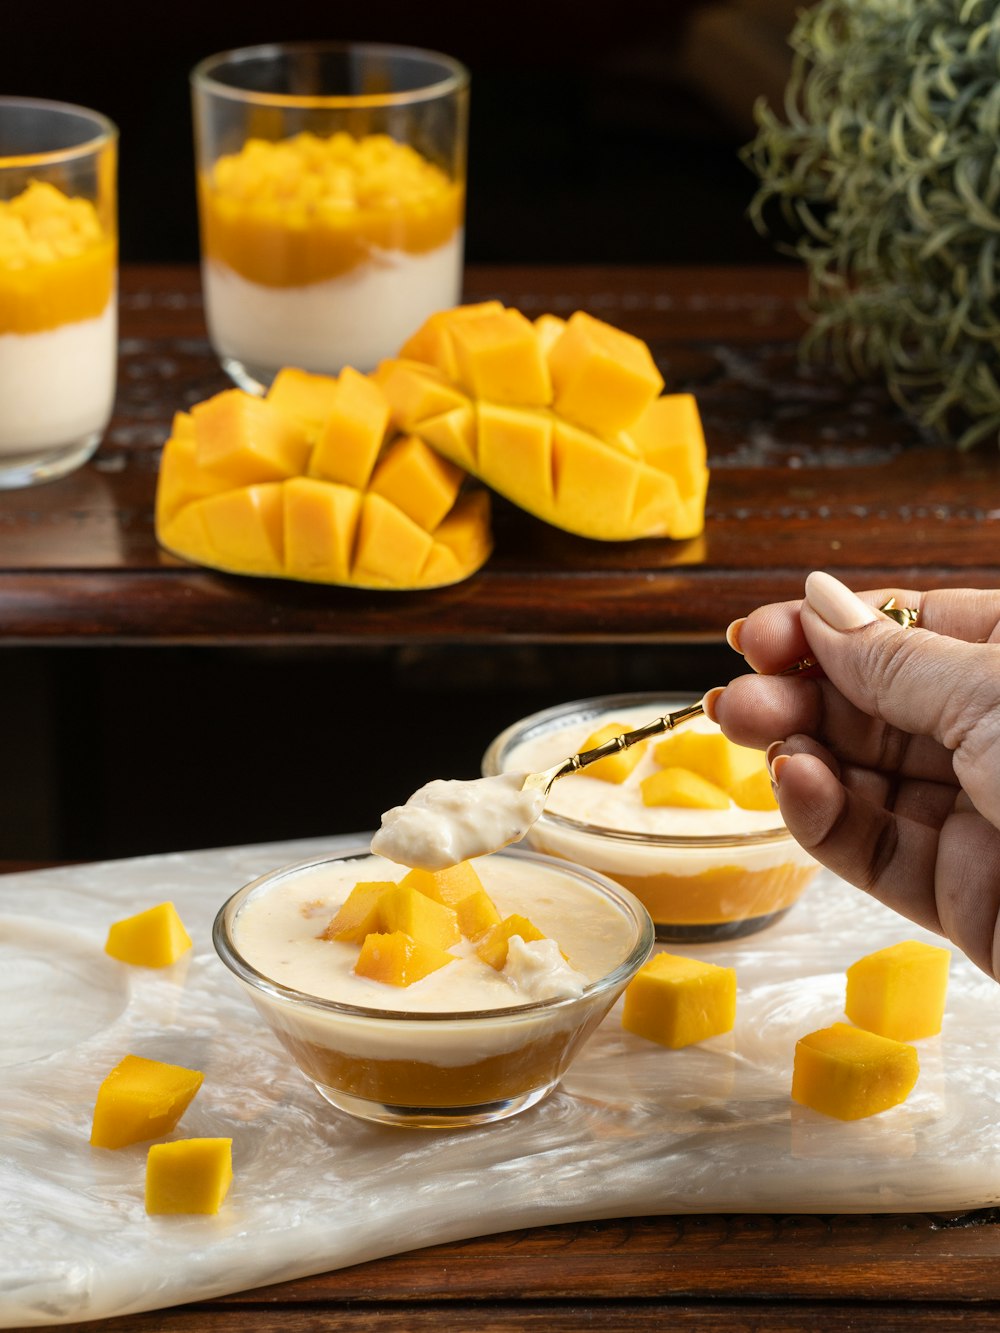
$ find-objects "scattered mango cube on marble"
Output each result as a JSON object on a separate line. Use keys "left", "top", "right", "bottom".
{"left": 845, "top": 940, "right": 951, "bottom": 1042}
{"left": 354, "top": 930, "right": 455, "bottom": 986}
{"left": 90, "top": 1054, "right": 204, "bottom": 1149}
{"left": 791, "top": 1022, "right": 919, "bottom": 1120}
{"left": 145, "top": 1138, "right": 233, "bottom": 1215}
{"left": 104, "top": 901, "right": 193, "bottom": 968}
{"left": 622, "top": 952, "right": 736, "bottom": 1049}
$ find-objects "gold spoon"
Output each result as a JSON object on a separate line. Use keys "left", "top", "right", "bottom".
{"left": 521, "top": 597, "right": 919, "bottom": 800}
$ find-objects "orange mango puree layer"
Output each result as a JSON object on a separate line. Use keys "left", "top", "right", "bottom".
{"left": 608, "top": 863, "right": 818, "bottom": 927}
{"left": 0, "top": 181, "right": 115, "bottom": 334}
{"left": 198, "top": 132, "right": 463, "bottom": 288}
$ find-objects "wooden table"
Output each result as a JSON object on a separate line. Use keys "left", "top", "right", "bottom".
{"left": 3, "top": 263, "right": 999, "bottom": 647}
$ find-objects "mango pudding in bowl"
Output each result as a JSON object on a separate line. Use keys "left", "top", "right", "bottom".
{"left": 483, "top": 693, "right": 819, "bottom": 943}
{"left": 213, "top": 846, "right": 653, "bottom": 1128}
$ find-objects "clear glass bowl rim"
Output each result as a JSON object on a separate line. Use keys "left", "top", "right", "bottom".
{"left": 213, "top": 844, "right": 654, "bottom": 1024}
{"left": 191, "top": 41, "right": 470, "bottom": 110}
{"left": 0, "top": 97, "right": 117, "bottom": 170}
{"left": 482, "top": 691, "right": 794, "bottom": 850}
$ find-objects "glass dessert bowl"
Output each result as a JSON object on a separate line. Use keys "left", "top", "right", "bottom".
{"left": 483, "top": 692, "right": 819, "bottom": 943}
{"left": 213, "top": 845, "right": 653, "bottom": 1128}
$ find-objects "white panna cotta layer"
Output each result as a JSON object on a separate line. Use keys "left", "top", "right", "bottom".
{"left": 202, "top": 233, "right": 463, "bottom": 375}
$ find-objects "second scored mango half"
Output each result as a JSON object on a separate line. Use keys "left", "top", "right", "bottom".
{"left": 155, "top": 367, "right": 492, "bottom": 589}
{"left": 376, "top": 303, "right": 709, "bottom": 541}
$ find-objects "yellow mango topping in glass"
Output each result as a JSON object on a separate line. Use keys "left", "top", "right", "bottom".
{"left": 90, "top": 1054, "right": 203, "bottom": 1149}
{"left": 400, "top": 860, "right": 485, "bottom": 907}
{"left": 198, "top": 131, "right": 464, "bottom": 286}
{"left": 579, "top": 721, "right": 647, "bottom": 784}
{"left": 104, "top": 901, "right": 193, "bottom": 968}
{"left": 476, "top": 914, "right": 547, "bottom": 971}
{"left": 640, "top": 766, "right": 730, "bottom": 810}
{"left": 622, "top": 953, "right": 736, "bottom": 1049}
{"left": 145, "top": 1138, "right": 233, "bottom": 1215}
{"left": 845, "top": 940, "right": 951, "bottom": 1042}
{"left": 0, "top": 179, "right": 114, "bottom": 334}
{"left": 354, "top": 930, "right": 455, "bottom": 987}
{"left": 791, "top": 1022, "right": 919, "bottom": 1121}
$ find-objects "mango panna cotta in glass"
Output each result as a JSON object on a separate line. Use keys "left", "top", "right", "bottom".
{"left": 483, "top": 693, "right": 819, "bottom": 943}
{"left": 213, "top": 846, "right": 653, "bottom": 1128}
{"left": 0, "top": 98, "right": 117, "bottom": 488}
{"left": 191, "top": 42, "right": 468, "bottom": 392}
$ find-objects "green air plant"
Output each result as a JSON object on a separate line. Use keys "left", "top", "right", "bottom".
{"left": 743, "top": 0, "right": 1000, "bottom": 448}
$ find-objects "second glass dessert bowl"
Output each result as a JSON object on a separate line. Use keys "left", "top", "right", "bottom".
{"left": 483, "top": 692, "right": 819, "bottom": 943}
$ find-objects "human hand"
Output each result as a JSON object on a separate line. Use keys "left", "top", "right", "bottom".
{"left": 707, "top": 571, "right": 1000, "bottom": 980}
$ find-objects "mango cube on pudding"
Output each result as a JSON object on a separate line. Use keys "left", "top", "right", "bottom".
{"left": 145, "top": 1138, "right": 233, "bottom": 1215}
{"left": 729, "top": 766, "right": 779, "bottom": 812}
{"left": 355, "top": 930, "right": 455, "bottom": 986}
{"left": 104, "top": 901, "right": 193, "bottom": 968}
{"left": 453, "top": 888, "right": 503, "bottom": 940}
{"left": 791, "top": 1022, "right": 919, "bottom": 1120}
{"left": 265, "top": 367, "right": 341, "bottom": 434}
{"left": 375, "top": 883, "right": 461, "bottom": 950}
{"left": 653, "top": 731, "right": 763, "bottom": 796}
{"left": 192, "top": 389, "right": 311, "bottom": 484}
{"left": 641, "top": 766, "right": 730, "bottom": 810}
{"left": 320, "top": 881, "right": 394, "bottom": 943}
{"left": 308, "top": 365, "right": 390, "bottom": 490}
{"left": 579, "top": 722, "right": 647, "bottom": 784}
{"left": 621, "top": 953, "right": 736, "bottom": 1049}
{"left": 547, "top": 310, "right": 664, "bottom": 436}
{"left": 845, "top": 940, "right": 951, "bottom": 1042}
{"left": 448, "top": 308, "right": 552, "bottom": 406}
{"left": 476, "top": 914, "right": 547, "bottom": 970}
{"left": 90, "top": 1054, "right": 204, "bottom": 1149}
{"left": 401, "top": 860, "right": 484, "bottom": 906}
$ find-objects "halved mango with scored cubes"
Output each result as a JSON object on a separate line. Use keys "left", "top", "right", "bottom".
{"left": 155, "top": 366, "right": 492, "bottom": 590}
{"left": 376, "top": 304, "right": 709, "bottom": 541}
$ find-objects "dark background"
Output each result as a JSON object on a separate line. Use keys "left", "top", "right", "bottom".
{"left": 1, "top": 2, "right": 799, "bottom": 863}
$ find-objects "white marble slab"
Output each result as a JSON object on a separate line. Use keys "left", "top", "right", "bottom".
{"left": 3, "top": 835, "right": 999, "bottom": 1327}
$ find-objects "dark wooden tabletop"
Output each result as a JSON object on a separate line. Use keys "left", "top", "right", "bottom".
{"left": 3, "top": 263, "right": 999, "bottom": 647}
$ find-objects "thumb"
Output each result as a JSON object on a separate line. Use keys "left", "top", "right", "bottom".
{"left": 802, "top": 571, "right": 1000, "bottom": 822}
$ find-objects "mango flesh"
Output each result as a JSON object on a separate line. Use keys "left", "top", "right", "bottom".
{"left": 651, "top": 731, "right": 776, "bottom": 811}
{"left": 354, "top": 930, "right": 455, "bottom": 986}
{"left": 155, "top": 372, "right": 492, "bottom": 590}
{"left": 621, "top": 952, "right": 736, "bottom": 1049}
{"left": 375, "top": 883, "right": 461, "bottom": 950}
{"left": 400, "top": 861, "right": 485, "bottom": 907}
{"left": 845, "top": 940, "right": 951, "bottom": 1042}
{"left": 641, "top": 766, "right": 730, "bottom": 810}
{"left": 791, "top": 1022, "right": 919, "bottom": 1120}
{"left": 579, "top": 722, "right": 648, "bottom": 784}
{"left": 90, "top": 1055, "right": 204, "bottom": 1150}
{"left": 476, "top": 914, "right": 547, "bottom": 970}
{"left": 104, "top": 901, "right": 193, "bottom": 968}
{"left": 145, "top": 1138, "right": 233, "bottom": 1215}
{"left": 376, "top": 302, "right": 708, "bottom": 542}
{"left": 320, "top": 880, "right": 394, "bottom": 943}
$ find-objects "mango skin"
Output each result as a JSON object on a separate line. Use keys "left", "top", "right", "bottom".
{"left": 377, "top": 303, "right": 709, "bottom": 542}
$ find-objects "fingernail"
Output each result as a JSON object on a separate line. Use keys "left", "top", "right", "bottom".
{"left": 765, "top": 739, "right": 786, "bottom": 780}
{"left": 726, "top": 618, "right": 746, "bottom": 654}
{"left": 702, "top": 686, "right": 725, "bottom": 722}
{"left": 804, "top": 570, "right": 879, "bottom": 631}
{"left": 770, "top": 753, "right": 790, "bottom": 786}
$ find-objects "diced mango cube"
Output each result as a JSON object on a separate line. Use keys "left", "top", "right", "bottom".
{"left": 579, "top": 721, "right": 647, "bottom": 784}
{"left": 355, "top": 930, "right": 455, "bottom": 986}
{"left": 547, "top": 311, "right": 664, "bottom": 436}
{"left": 400, "top": 861, "right": 485, "bottom": 906}
{"left": 449, "top": 309, "right": 553, "bottom": 406}
{"left": 90, "top": 1054, "right": 204, "bottom": 1150}
{"left": 145, "top": 1138, "right": 233, "bottom": 1215}
{"left": 369, "top": 434, "right": 464, "bottom": 531}
{"left": 621, "top": 952, "right": 736, "bottom": 1049}
{"left": 453, "top": 888, "right": 503, "bottom": 940}
{"left": 282, "top": 476, "right": 361, "bottom": 583}
{"left": 320, "top": 881, "right": 395, "bottom": 943}
{"left": 552, "top": 420, "right": 640, "bottom": 536}
{"left": 374, "top": 358, "right": 470, "bottom": 431}
{"left": 845, "top": 940, "right": 951, "bottom": 1042}
{"left": 352, "top": 492, "right": 435, "bottom": 587}
{"left": 195, "top": 482, "right": 285, "bottom": 575}
{"left": 626, "top": 393, "right": 707, "bottom": 498}
{"left": 376, "top": 883, "right": 461, "bottom": 949}
{"left": 308, "top": 366, "right": 390, "bottom": 489}
{"left": 155, "top": 414, "right": 231, "bottom": 528}
{"left": 266, "top": 367, "right": 341, "bottom": 434}
{"left": 729, "top": 766, "right": 779, "bottom": 812}
{"left": 629, "top": 464, "right": 681, "bottom": 535}
{"left": 653, "top": 731, "right": 763, "bottom": 796}
{"left": 104, "top": 902, "right": 193, "bottom": 968}
{"left": 476, "top": 403, "right": 554, "bottom": 505}
{"left": 476, "top": 914, "right": 547, "bottom": 970}
{"left": 791, "top": 1022, "right": 919, "bottom": 1120}
{"left": 534, "top": 312, "right": 567, "bottom": 357}
{"left": 399, "top": 301, "right": 505, "bottom": 378}
{"left": 416, "top": 404, "right": 479, "bottom": 470}
{"left": 641, "top": 766, "right": 730, "bottom": 810}
{"left": 192, "top": 389, "right": 311, "bottom": 484}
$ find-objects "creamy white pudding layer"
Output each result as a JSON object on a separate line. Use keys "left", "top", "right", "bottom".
{"left": 231, "top": 852, "right": 631, "bottom": 1065}
{"left": 202, "top": 232, "right": 463, "bottom": 375}
{"left": 500, "top": 703, "right": 801, "bottom": 877}
{"left": 372, "top": 773, "right": 546, "bottom": 870}
{"left": 0, "top": 302, "right": 116, "bottom": 455}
